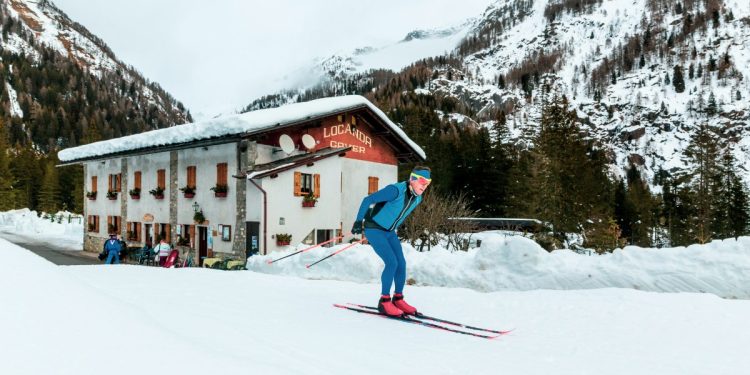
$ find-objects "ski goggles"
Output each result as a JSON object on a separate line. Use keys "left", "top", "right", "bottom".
{"left": 410, "top": 172, "right": 432, "bottom": 185}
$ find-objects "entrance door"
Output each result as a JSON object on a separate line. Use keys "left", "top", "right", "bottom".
{"left": 144, "top": 224, "right": 153, "bottom": 245}
{"left": 246, "top": 221, "right": 260, "bottom": 257}
{"left": 198, "top": 226, "right": 208, "bottom": 266}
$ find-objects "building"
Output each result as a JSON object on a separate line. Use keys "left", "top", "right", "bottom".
{"left": 58, "top": 95, "right": 425, "bottom": 263}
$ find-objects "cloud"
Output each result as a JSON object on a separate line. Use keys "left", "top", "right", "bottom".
{"left": 53, "top": 0, "right": 490, "bottom": 117}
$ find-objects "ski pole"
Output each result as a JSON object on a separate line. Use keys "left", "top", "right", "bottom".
{"left": 306, "top": 239, "right": 366, "bottom": 269}
{"left": 266, "top": 233, "right": 349, "bottom": 265}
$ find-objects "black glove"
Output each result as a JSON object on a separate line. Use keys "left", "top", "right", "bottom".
{"left": 351, "top": 221, "right": 363, "bottom": 235}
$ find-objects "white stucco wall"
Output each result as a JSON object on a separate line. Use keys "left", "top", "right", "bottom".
{"left": 125, "top": 152, "right": 171, "bottom": 233}
{"left": 176, "top": 143, "right": 238, "bottom": 253}
{"left": 85, "top": 158, "right": 122, "bottom": 238}
{"left": 249, "top": 155, "right": 343, "bottom": 254}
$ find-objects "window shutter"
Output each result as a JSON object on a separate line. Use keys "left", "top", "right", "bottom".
{"left": 116, "top": 174, "right": 122, "bottom": 192}
{"left": 92, "top": 176, "right": 97, "bottom": 192}
{"left": 217, "top": 163, "right": 227, "bottom": 185}
{"left": 189, "top": 225, "right": 196, "bottom": 248}
{"left": 108, "top": 175, "right": 112, "bottom": 191}
{"left": 368, "top": 176, "right": 379, "bottom": 194}
{"left": 157, "top": 169, "right": 166, "bottom": 189}
{"left": 134, "top": 171, "right": 142, "bottom": 190}
{"left": 313, "top": 174, "right": 320, "bottom": 198}
{"left": 165, "top": 224, "right": 171, "bottom": 243}
{"left": 107, "top": 216, "right": 112, "bottom": 233}
{"left": 187, "top": 166, "right": 196, "bottom": 188}
{"left": 95, "top": 216, "right": 99, "bottom": 232}
{"left": 294, "top": 172, "right": 302, "bottom": 196}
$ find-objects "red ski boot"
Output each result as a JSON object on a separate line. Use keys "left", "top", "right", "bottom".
{"left": 377, "top": 295, "right": 404, "bottom": 317}
{"left": 392, "top": 293, "right": 417, "bottom": 315}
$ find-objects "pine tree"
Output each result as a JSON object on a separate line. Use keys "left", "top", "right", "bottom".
{"left": 639, "top": 54, "right": 645, "bottom": 69}
{"left": 706, "top": 92, "right": 717, "bottom": 116}
{"left": 0, "top": 121, "right": 16, "bottom": 210}
{"left": 532, "top": 96, "right": 612, "bottom": 245}
{"left": 673, "top": 65, "right": 685, "bottom": 93}
{"left": 38, "top": 157, "right": 61, "bottom": 214}
{"left": 682, "top": 123, "right": 721, "bottom": 243}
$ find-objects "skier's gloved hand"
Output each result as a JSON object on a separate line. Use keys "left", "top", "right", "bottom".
{"left": 351, "top": 221, "right": 363, "bottom": 235}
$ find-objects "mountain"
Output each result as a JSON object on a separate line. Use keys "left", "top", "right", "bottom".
{"left": 243, "top": 0, "right": 750, "bottom": 185}
{"left": 0, "top": 0, "right": 192, "bottom": 213}
{"left": 0, "top": 0, "right": 191, "bottom": 150}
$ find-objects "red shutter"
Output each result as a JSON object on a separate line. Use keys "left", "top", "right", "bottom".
{"left": 91, "top": 176, "right": 97, "bottom": 192}
{"left": 294, "top": 172, "right": 302, "bottom": 196}
{"left": 134, "top": 171, "right": 142, "bottom": 190}
{"left": 187, "top": 166, "right": 196, "bottom": 188}
{"left": 217, "top": 163, "right": 227, "bottom": 185}
{"left": 156, "top": 169, "right": 166, "bottom": 190}
{"left": 313, "top": 174, "right": 320, "bottom": 198}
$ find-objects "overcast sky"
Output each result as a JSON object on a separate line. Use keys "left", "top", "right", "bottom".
{"left": 52, "top": 0, "right": 490, "bottom": 119}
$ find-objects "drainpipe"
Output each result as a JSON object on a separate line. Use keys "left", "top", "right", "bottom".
{"left": 248, "top": 179, "right": 267, "bottom": 255}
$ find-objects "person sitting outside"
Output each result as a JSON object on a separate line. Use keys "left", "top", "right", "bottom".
{"left": 152, "top": 235, "right": 172, "bottom": 266}
{"left": 104, "top": 233, "right": 122, "bottom": 265}
{"left": 139, "top": 239, "right": 153, "bottom": 264}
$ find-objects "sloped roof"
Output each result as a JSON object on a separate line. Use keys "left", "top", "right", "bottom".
{"left": 58, "top": 95, "right": 425, "bottom": 163}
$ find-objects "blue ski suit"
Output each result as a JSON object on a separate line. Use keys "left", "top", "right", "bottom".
{"left": 354, "top": 181, "right": 422, "bottom": 295}
{"left": 104, "top": 238, "right": 121, "bottom": 264}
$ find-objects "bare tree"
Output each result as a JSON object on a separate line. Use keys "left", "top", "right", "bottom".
{"left": 400, "top": 190, "right": 479, "bottom": 251}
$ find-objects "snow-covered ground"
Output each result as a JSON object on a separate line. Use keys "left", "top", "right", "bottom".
{"left": 249, "top": 234, "right": 750, "bottom": 299}
{"left": 1, "top": 236, "right": 750, "bottom": 374}
{"left": 0, "top": 208, "right": 83, "bottom": 250}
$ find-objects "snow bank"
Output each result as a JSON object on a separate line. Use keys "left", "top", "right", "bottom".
{"left": 248, "top": 233, "right": 750, "bottom": 299}
{"left": 0, "top": 209, "right": 83, "bottom": 250}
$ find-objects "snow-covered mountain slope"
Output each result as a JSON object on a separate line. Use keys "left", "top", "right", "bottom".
{"left": 245, "top": 0, "right": 750, "bottom": 186}
{"left": 3, "top": 237, "right": 750, "bottom": 374}
{"left": 1, "top": 0, "right": 190, "bottom": 124}
{"left": 428, "top": 0, "right": 750, "bottom": 184}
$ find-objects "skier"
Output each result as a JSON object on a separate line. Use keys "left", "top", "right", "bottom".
{"left": 351, "top": 166, "right": 431, "bottom": 317}
{"left": 104, "top": 233, "right": 121, "bottom": 264}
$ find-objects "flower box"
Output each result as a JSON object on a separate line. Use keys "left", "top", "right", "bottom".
{"left": 153, "top": 194, "right": 164, "bottom": 200}
{"left": 276, "top": 241, "right": 290, "bottom": 246}
{"left": 86, "top": 192, "right": 97, "bottom": 200}
{"left": 211, "top": 184, "right": 228, "bottom": 198}
{"left": 129, "top": 188, "right": 141, "bottom": 200}
{"left": 302, "top": 201, "right": 316, "bottom": 207}
{"left": 183, "top": 192, "right": 195, "bottom": 198}
{"left": 275, "top": 233, "right": 292, "bottom": 246}
{"left": 106, "top": 191, "right": 118, "bottom": 200}
{"left": 149, "top": 187, "right": 165, "bottom": 199}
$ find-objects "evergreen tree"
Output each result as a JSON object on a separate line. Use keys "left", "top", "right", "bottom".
{"left": 0, "top": 121, "right": 16, "bottom": 210}
{"left": 37, "top": 157, "right": 60, "bottom": 214}
{"left": 532, "top": 96, "right": 612, "bottom": 245}
{"left": 706, "top": 92, "right": 717, "bottom": 116}
{"left": 626, "top": 164, "right": 656, "bottom": 246}
{"left": 673, "top": 65, "right": 685, "bottom": 93}
{"left": 682, "top": 123, "right": 721, "bottom": 243}
{"left": 639, "top": 54, "right": 645, "bottom": 69}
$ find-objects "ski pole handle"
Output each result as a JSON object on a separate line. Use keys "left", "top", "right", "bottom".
{"left": 306, "top": 239, "right": 365, "bottom": 269}
{"left": 267, "top": 233, "right": 350, "bottom": 265}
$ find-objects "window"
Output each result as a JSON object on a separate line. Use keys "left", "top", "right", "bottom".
{"left": 87, "top": 215, "right": 99, "bottom": 233}
{"left": 91, "top": 176, "right": 98, "bottom": 192}
{"left": 220, "top": 225, "right": 231, "bottom": 241}
{"left": 127, "top": 222, "right": 141, "bottom": 241}
{"left": 187, "top": 166, "right": 196, "bottom": 188}
{"left": 157, "top": 223, "right": 171, "bottom": 243}
{"left": 109, "top": 173, "right": 121, "bottom": 192}
{"left": 301, "top": 173, "right": 313, "bottom": 194}
{"left": 156, "top": 169, "right": 166, "bottom": 190}
{"left": 368, "top": 176, "right": 379, "bottom": 194}
{"left": 134, "top": 171, "right": 142, "bottom": 190}
{"left": 216, "top": 163, "right": 228, "bottom": 185}
{"left": 294, "top": 171, "right": 320, "bottom": 197}
{"left": 107, "top": 216, "right": 121, "bottom": 234}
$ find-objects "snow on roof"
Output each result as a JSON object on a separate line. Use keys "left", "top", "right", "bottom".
{"left": 58, "top": 95, "right": 426, "bottom": 162}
